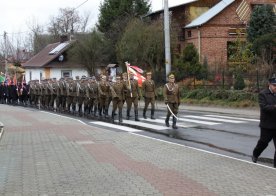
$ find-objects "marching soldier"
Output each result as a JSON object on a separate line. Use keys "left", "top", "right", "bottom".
{"left": 85, "top": 76, "right": 98, "bottom": 117}
{"left": 77, "top": 76, "right": 87, "bottom": 116}
{"left": 49, "top": 78, "right": 57, "bottom": 111}
{"left": 66, "top": 77, "right": 75, "bottom": 114}
{"left": 98, "top": 75, "right": 110, "bottom": 118}
{"left": 57, "top": 78, "right": 66, "bottom": 112}
{"left": 124, "top": 72, "right": 141, "bottom": 121}
{"left": 142, "top": 71, "right": 157, "bottom": 119}
{"left": 110, "top": 75, "right": 125, "bottom": 123}
{"left": 29, "top": 80, "right": 36, "bottom": 106}
{"left": 163, "top": 74, "right": 180, "bottom": 131}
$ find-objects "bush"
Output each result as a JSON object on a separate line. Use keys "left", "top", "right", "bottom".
{"left": 234, "top": 74, "right": 245, "bottom": 90}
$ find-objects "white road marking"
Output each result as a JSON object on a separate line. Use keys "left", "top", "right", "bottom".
{"left": 182, "top": 115, "right": 245, "bottom": 123}
{"left": 142, "top": 118, "right": 195, "bottom": 127}
{"left": 90, "top": 121, "right": 142, "bottom": 132}
{"left": 205, "top": 115, "right": 259, "bottom": 122}
{"left": 124, "top": 120, "right": 168, "bottom": 130}
{"left": 160, "top": 116, "right": 220, "bottom": 125}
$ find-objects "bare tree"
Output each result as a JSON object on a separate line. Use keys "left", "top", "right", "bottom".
{"left": 47, "top": 7, "right": 90, "bottom": 36}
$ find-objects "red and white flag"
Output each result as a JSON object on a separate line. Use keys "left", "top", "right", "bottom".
{"left": 126, "top": 63, "right": 145, "bottom": 87}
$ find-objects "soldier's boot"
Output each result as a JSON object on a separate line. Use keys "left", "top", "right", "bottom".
{"left": 151, "top": 109, "right": 155, "bottom": 120}
{"left": 119, "top": 110, "right": 123, "bottom": 124}
{"left": 172, "top": 116, "right": 178, "bottom": 129}
{"left": 111, "top": 111, "right": 115, "bottom": 123}
{"left": 143, "top": 109, "right": 147, "bottom": 119}
{"left": 105, "top": 109, "right": 109, "bottom": 118}
{"left": 126, "top": 109, "right": 130, "bottom": 120}
{"left": 165, "top": 114, "right": 170, "bottom": 127}
{"left": 135, "top": 110, "right": 140, "bottom": 121}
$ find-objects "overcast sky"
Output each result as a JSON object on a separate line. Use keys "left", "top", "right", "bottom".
{"left": 0, "top": 0, "right": 190, "bottom": 36}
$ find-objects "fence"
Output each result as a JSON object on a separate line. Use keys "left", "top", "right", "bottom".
{"left": 177, "top": 71, "right": 269, "bottom": 93}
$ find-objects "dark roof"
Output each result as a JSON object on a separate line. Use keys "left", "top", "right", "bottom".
{"left": 22, "top": 41, "right": 73, "bottom": 68}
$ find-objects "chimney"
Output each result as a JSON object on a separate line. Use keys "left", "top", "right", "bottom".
{"left": 60, "top": 35, "right": 69, "bottom": 43}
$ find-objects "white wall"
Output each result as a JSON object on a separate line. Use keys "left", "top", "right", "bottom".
{"left": 25, "top": 67, "right": 89, "bottom": 83}
{"left": 25, "top": 68, "right": 44, "bottom": 83}
{"left": 51, "top": 68, "right": 88, "bottom": 80}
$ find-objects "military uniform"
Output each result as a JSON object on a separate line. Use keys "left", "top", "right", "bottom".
{"left": 49, "top": 79, "right": 57, "bottom": 111}
{"left": 111, "top": 76, "right": 125, "bottom": 123}
{"left": 85, "top": 76, "right": 98, "bottom": 117}
{"left": 142, "top": 72, "right": 156, "bottom": 119}
{"left": 57, "top": 78, "right": 66, "bottom": 112}
{"left": 125, "top": 72, "right": 141, "bottom": 121}
{"left": 66, "top": 77, "right": 76, "bottom": 114}
{"left": 163, "top": 74, "right": 180, "bottom": 131}
{"left": 77, "top": 76, "right": 87, "bottom": 116}
{"left": 98, "top": 75, "right": 110, "bottom": 117}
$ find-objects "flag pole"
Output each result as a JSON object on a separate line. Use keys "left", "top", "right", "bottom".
{"left": 125, "top": 62, "right": 133, "bottom": 98}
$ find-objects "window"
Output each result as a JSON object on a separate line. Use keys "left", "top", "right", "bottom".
{"left": 40, "top": 72, "right": 43, "bottom": 80}
{"left": 188, "top": 30, "right": 192, "bottom": 38}
{"left": 61, "top": 70, "right": 72, "bottom": 78}
{"left": 29, "top": 71, "right": 32, "bottom": 81}
{"left": 228, "top": 28, "right": 246, "bottom": 36}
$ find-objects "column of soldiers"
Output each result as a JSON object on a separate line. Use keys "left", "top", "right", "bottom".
{"left": 0, "top": 72, "right": 180, "bottom": 129}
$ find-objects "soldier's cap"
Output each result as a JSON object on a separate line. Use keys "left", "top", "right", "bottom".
{"left": 168, "top": 74, "right": 175, "bottom": 79}
{"left": 81, "top": 75, "right": 87, "bottom": 80}
{"left": 122, "top": 72, "right": 127, "bottom": 76}
{"left": 116, "top": 76, "right": 121, "bottom": 79}
{"left": 146, "top": 71, "right": 152, "bottom": 75}
{"left": 101, "top": 75, "right": 107, "bottom": 79}
{"left": 91, "top": 76, "right": 96, "bottom": 80}
{"left": 75, "top": 76, "right": 80, "bottom": 80}
{"left": 269, "top": 74, "right": 276, "bottom": 84}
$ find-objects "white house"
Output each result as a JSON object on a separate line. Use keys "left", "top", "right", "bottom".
{"left": 22, "top": 39, "right": 89, "bottom": 83}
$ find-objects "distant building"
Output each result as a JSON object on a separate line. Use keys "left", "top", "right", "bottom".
{"left": 147, "top": 0, "right": 275, "bottom": 70}
{"left": 22, "top": 37, "right": 88, "bottom": 83}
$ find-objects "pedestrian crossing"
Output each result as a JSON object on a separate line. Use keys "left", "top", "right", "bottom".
{"left": 89, "top": 114, "right": 259, "bottom": 133}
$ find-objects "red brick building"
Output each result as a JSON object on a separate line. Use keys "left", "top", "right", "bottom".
{"left": 147, "top": 0, "right": 275, "bottom": 71}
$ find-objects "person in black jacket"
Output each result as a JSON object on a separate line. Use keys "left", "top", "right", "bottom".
{"left": 0, "top": 81, "right": 4, "bottom": 103}
{"left": 252, "top": 75, "right": 276, "bottom": 168}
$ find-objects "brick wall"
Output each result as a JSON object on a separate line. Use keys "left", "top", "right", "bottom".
{"left": 185, "top": 0, "right": 247, "bottom": 70}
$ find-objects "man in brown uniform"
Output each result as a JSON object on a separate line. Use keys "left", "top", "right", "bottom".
{"left": 85, "top": 76, "right": 98, "bottom": 117}
{"left": 142, "top": 71, "right": 156, "bottom": 119}
{"left": 110, "top": 75, "right": 125, "bottom": 123}
{"left": 98, "top": 75, "right": 110, "bottom": 118}
{"left": 125, "top": 72, "right": 141, "bottom": 121}
{"left": 163, "top": 74, "right": 180, "bottom": 131}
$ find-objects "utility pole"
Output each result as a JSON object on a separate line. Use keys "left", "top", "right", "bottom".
{"left": 164, "top": 0, "right": 171, "bottom": 78}
{"left": 4, "top": 31, "right": 8, "bottom": 76}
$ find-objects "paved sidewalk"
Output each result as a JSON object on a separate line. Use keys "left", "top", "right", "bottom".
{"left": 0, "top": 104, "right": 275, "bottom": 196}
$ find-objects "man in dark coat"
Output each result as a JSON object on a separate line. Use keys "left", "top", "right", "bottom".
{"left": 0, "top": 81, "right": 5, "bottom": 104}
{"left": 252, "top": 75, "right": 276, "bottom": 168}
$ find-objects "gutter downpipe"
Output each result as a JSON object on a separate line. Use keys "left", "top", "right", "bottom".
{"left": 198, "top": 26, "right": 201, "bottom": 63}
